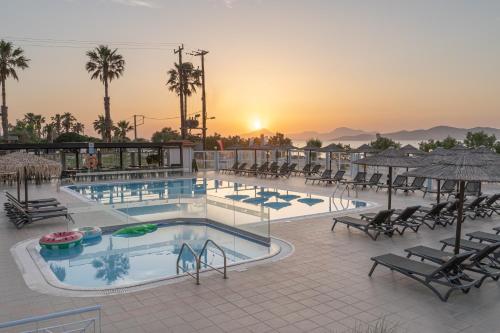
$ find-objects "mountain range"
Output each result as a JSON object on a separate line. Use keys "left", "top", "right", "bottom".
{"left": 243, "top": 126, "right": 500, "bottom": 142}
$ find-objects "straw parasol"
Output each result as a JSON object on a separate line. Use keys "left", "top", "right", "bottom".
{"left": 407, "top": 152, "right": 500, "bottom": 254}
{"left": 400, "top": 144, "right": 425, "bottom": 156}
{"left": 351, "top": 144, "right": 379, "bottom": 154}
{"left": 320, "top": 143, "right": 347, "bottom": 170}
{"left": 0, "top": 152, "right": 62, "bottom": 207}
{"left": 353, "top": 148, "right": 426, "bottom": 209}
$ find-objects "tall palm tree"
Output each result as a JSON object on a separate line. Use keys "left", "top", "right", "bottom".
{"left": 61, "top": 112, "right": 75, "bottom": 133}
{"left": 33, "top": 114, "right": 45, "bottom": 138}
{"left": 43, "top": 123, "right": 55, "bottom": 142}
{"left": 166, "top": 62, "right": 201, "bottom": 138}
{"left": 85, "top": 45, "right": 125, "bottom": 142}
{"left": 93, "top": 115, "right": 110, "bottom": 140}
{"left": 0, "top": 40, "right": 30, "bottom": 140}
{"left": 72, "top": 122, "right": 85, "bottom": 135}
{"left": 114, "top": 120, "right": 133, "bottom": 140}
{"left": 51, "top": 114, "right": 63, "bottom": 136}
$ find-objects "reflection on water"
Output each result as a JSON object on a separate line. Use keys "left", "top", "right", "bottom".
{"left": 50, "top": 264, "right": 66, "bottom": 282}
{"left": 91, "top": 238, "right": 130, "bottom": 285}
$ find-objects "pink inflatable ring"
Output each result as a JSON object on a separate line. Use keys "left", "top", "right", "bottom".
{"left": 39, "top": 231, "right": 83, "bottom": 250}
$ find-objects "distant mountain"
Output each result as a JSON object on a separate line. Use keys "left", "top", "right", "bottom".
{"left": 289, "top": 127, "right": 372, "bottom": 141}
{"left": 240, "top": 128, "right": 275, "bottom": 138}
{"left": 333, "top": 126, "right": 500, "bottom": 141}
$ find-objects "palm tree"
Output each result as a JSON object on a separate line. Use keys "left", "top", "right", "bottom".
{"left": 72, "top": 122, "right": 85, "bottom": 135}
{"left": 33, "top": 114, "right": 45, "bottom": 138}
{"left": 93, "top": 115, "right": 110, "bottom": 140}
{"left": 0, "top": 40, "right": 30, "bottom": 140}
{"left": 51, "top": 114, "right": 63, "bottom": 136}
{"left": 61, "top": 112, "right": 75, "bottom": 133}
{"left": 114, "top": 120, "right": 133, "bottom": 140}
{"left": 85, "top": 45, "right": 125, "bottom": 142}
{"left": 43, "top": 123, "right": 55, "bottom": 142}
{"left": 166, "top": 62, "right": 201, "bottom": 138}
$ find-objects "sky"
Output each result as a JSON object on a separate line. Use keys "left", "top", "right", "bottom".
{"left": 1, "top": 0, "right": 500, "bottom": 139}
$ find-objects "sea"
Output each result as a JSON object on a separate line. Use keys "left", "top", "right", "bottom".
{"left": 293, "top": 139, "right": 422, "bottom": 149}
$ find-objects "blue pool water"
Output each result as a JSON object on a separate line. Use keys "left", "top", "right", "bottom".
{"left": 39, "top": 223, "right": 276, "bottom": 288}
{"left": 67, "top": 178, "right": 369, "bottom": 221}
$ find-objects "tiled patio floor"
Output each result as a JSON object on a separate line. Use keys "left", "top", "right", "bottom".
{"left": 1, "top": 172, "right": 499, "bottom": 333}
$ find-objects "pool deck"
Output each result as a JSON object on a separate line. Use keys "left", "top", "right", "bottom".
{"left": 1, "top": 171, "right": 500, "bottom": 332}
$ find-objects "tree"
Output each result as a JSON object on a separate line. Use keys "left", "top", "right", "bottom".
{"left": 419, "top": 136, "right": 458, "bottom": 152}
{"left": 23, "top": 113, "right": 45, "bottom": 139}
{"left": 306, "top": 138, "right": 322, "bottom": 148}
{"left": 60, "top": 112, "right": 76, "bottom": 133}
{"left": 0, "top": 40, "right": 30, "bottom": 140}
{"left": 370, "top": 134, "right": 400, "bottom": 150}
{"left": 43, "top": 123, "right": 55, "bottom": 142}
{"left": 268, "top": 132, "right": 292, "bottom": 146}
{"left": 72, "top": 122, "right": 85, "bottom": 135}
{"left": 166, "top": 62, "right": 202, "bottom": 138}
{"left": 151, "top": 127, "right": 181, "bottom": 143}
{"left": 8, "top": 119, "right": 37, "bottom": 143}
{"left": 51, "top": 114, "right": 63, "bottom": 136}
{"left": 54, "top": 132, "right": 100, "bottom": 143}
{"left": 86, "top": 45, "right": 125, "bottom": 142}
{"left": 114, "top": 120, "right": 133, "bottom": 140}
{"left": 93, "top": 115, "right": 111, "bottom": 140}
{"left": 464, "top": 131, "right": 496, "bottom": 149}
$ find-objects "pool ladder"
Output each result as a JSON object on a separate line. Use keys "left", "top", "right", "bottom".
{"left": 176, "top": 239, "right": 228, "bottom": 285}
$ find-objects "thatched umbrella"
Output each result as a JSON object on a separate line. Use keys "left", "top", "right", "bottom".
{"left": 353, "top": 148, "right": 425, "bottom": 209}
{"left": 351, "top": 144, "right": 379, "bottom": 154}
{"left": 399, "top": 144, "right": 425, "bottom": 156}
{"left": 300, "top": 144, "right": 320, "bottom": 165}
{"left": 407, "top": 152, "right": 500, "bottom": 254}
{"left": 319, "top": 143, "right": 346, "bottom": 170}
{"left": 0, "top": 152, "right": 62, "bottom": 208}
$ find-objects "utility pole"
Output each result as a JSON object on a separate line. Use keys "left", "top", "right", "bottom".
{"left": 174, "top": 44, "right": 186, "bottom": 139}
{"left": 193, "top": 49, "right": 209, "bottom": 149}
{"left": 132, "top": 115, "right": 144, "bottom": 140}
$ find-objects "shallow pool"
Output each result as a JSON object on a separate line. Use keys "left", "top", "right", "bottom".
{"left": 39, "top": 223, "right": 278, "bottom": 289}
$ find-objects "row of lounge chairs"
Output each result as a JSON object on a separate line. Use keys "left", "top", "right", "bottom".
{"left": 331, "top": 193, "right": 500, "bottom": 240}
{"left": 370, "top": 226, "right": 500, "bottom": 301}
{"left": 220, "top": 161, "right": 299, "bottom": 178}
{"left": 3, "top": 192, "right": 73, "bottom": 229}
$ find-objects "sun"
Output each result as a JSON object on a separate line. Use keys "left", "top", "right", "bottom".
{"left": 252, "top": 119, "right": 262, "bottom": 131}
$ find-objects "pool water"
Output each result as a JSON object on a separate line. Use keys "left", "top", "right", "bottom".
{"left": 39, "top": 223, "right": 277, "bottom": 288}
{"left": 67, "top": 178, "right": 369, "bottom": 221}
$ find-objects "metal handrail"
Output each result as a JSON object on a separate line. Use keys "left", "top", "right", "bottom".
{"left": 176, "top": 243, "right": 200, "bottom": 284}
{"left": 0, "top": 305, "right": 101, "bottom": 331}
{"left": 199, "top": 239, "right": 228, "bottom": 279}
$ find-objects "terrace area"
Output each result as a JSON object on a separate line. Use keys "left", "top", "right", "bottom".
{"left": 0, "top": 166, "right": 499, "bottom": 333}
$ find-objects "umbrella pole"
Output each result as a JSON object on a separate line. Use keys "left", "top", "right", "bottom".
{"left": 17, "top": 170, "right": 21, "bottom": 201}
{"left": 454, "top": 180, "right": 465, "bottom": 255}
{"left": 436, "top": 179, "right": 441, "bottom": 204}
{"left": 24, "top": 167, "right": 28, "bottom": 209}
{"left": 388, "top": 166, "right": 393, "bottom": 210}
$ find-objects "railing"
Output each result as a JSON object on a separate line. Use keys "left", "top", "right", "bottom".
{"left": 199, "top": 239, "right": 227, "bottom": 279}
{"left": 176, "top": 239, "right": 228, "bottom": 285}
{"left": 0, "top": 305, "right": 101, "bottom": 333}
{"left": 176, "top": 243, "right": 200, "bottom": 284}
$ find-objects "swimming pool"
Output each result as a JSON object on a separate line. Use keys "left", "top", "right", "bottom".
{"left": 66, "top": 178, "right": 371, "bottom": 222}
{"left": 33, "top": 222, "right": 280, "bottom": 290}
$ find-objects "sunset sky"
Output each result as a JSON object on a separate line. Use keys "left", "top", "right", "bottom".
{"left": 2, "top": 0, "right": 500, "bottom": 139}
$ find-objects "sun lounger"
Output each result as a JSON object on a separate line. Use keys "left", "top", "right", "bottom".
{"left": 423, "top": 180, "right": 457, "bottom": 198}
{"left": 292, "top": 163, "right": 311, "bottom": 176}
{"left": 440, "top": 238, "right": 489, "bottom": 252}
{"left": 393, "top": 176, "right": 426, "bottom": 193}
{"left": 369, "top": 251, "right": 478, "bottom": 301}
{"left": 477, "top": 193, "right": 500, "bottom": 217}
{"left": 259, "top": 162, "right": 279, "bottom": 177}
{"left": 466, "top": 231, "right": 500, "bottom": 244}
{"left": 6, "top": 198, "right": 73, "bottom": 229}
{"left": 449, "top": 181, "right": 482, "bottom": 198}
{"left": 405, "top": 243, "right": 500, "bottom": 287}
{"left": 351, "top": 173, "right": 383, "bottom": 190}
{"left": 362, "top": 205, "right": 421, "bottom": 235}
{"left": 413, "top": 201, "right": 449, "bottom": 229}
{"left": 305, "top": 169, "right": 332, "bottom": 184}
{"left": 494, "top": 226, "right": 500, "bottom": 235}
{"left": 316, "top": 170, "right": 346, "bottom": 185}
{"left": 332, "top": 209, "right": 394, "bottom": 240}
{"left": 220, "top": 162, "right": 239, "bottom": 174}
{"left": 306, "top": 164, "right": 321, "bottom": 176}
{"left": 376, "top": 174, "right": 406, "bottom": 192}
{"left": 339, "top": 171, "right": 366, "bottom": 185}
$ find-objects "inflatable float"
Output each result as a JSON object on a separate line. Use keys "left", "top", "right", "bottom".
{"left": 74, "top": 226, "right": 102, "bottom": 241}
{"left": 39, "top": 231, "right": 83, "bottom": 250}
{"left": 113, "top": 224, "right": 158, "bottom": 237}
